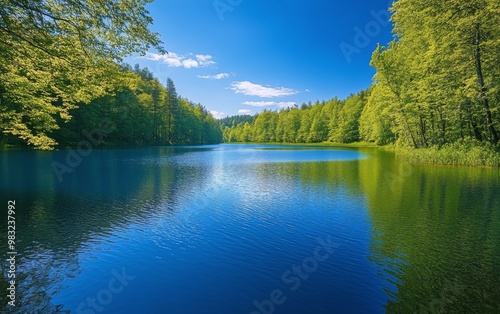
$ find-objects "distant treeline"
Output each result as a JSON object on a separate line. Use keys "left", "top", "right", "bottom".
{"left": 218, "top": 115, "right": 255, "bottom": 129}
{"left": 52, "top": 65, "right": 222, "bottom": 147}
{"left": 0, "top": 64, "right": 222, "bottom": 148}
{"left": 223, "top": 0, "right": 500, "bottom": 162}
{"left": 222, "top": 91, "right": 373, "bottom": 144}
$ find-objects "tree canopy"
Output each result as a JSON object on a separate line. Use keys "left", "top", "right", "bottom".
{"left": 47, "top": 65, "right": 222, "bottom": 147}
{"left": 369, "top": 0, "right": 500, "bottom": 147}
{"left": 0, "top": 0, "right": 164, "bottom": 148}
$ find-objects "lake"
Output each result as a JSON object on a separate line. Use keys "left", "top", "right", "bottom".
{"left": 1, "top": 144, "right": 499, "bottom": 313}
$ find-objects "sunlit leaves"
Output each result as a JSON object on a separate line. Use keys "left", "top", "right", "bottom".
{"left": 368, "top": 0, "right": 500, "bottom": 147}
{"left": 0, "top": 0, "right": 163, "bottom": 149}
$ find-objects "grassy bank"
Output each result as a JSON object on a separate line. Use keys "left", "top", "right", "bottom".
{"left": 322, "top": 140, "right": 500, "bottom": 167}
{"left": 396, "top": 140, "right": 500, "bottom": 167}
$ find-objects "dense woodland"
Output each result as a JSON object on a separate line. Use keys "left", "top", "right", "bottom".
{"left": 0, "top": 0, "right": 221, "bottom": 149}
{"left": 223, "top": 92, "right": 371, "bottom": 144}
{"left": 219, "top": 115, "right": 255, "bottom": 129}
{"left": 49, "top": 66, "right": 222, "bottom": 146}
{"left": 223, "top": 0, "right": 500, "bottom": 162}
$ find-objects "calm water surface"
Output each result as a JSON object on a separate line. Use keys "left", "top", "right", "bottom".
{"left": 0, "top": 144, "right": 499, "bottom": 313}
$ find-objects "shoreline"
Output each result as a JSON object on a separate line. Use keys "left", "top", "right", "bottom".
{"left": 2, "top": 141, "right": 499, "bottom": 168}
{"left": 223, "top": 141, "right": 500, "bottom": 168}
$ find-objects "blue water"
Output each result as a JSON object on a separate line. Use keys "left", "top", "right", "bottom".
{"left": 1, "top": 144, "right": 499, "bottom": 313}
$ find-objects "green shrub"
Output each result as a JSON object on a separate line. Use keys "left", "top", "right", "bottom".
{"left": 397, "top": 138, "right": 500, "bottom": 167}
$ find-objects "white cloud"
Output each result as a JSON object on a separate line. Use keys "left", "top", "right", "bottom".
{"left": 210, "top": 110, "right": 226, "bottom": 119}
{"left": 182, "top": 58, "right": 199, "bottom": 68}
{"left": 198, "top": 73, "right": 230, "bottom": 80}
{"left": 230, "top": 81, "right": 298, "bottom": 98}
{"left": 195, "top": 54, "right": 216, "bottom": 67}
{"left": 238, "top": 109, "right": 252, "bottom": 115}
{"left": 243, "top": 101, "right": 296, "bottom": 108}
{"left": 145, "top": 52, "right": 183, "bottom": 67}
{"left": 145, "top": 52, "right": 216, "bottom": 69}
{"left": 196, "top": 54, "right": 210, "bottom": 61}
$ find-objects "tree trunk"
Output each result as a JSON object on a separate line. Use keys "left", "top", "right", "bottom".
{"left": 401, "top": 107, "right": 418, "bottom": 148}
{"left": 439, "top": 108, "right": 446, "bottom": 143}
{"left": 419, "top": 114, "right": 428, "bottom": 147}
{"left": 474, "top": 23, "right": 499, "bottom": 144}
{"left": 465, "top": 100, "right": 483, "bottom": 141}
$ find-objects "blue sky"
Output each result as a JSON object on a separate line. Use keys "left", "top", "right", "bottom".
{"left": 125, "top": 0, "right": 394, "bottom": 119}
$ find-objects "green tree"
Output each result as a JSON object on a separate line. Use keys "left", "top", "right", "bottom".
{"left": 307, "top": 102, "right": 329, "bottom": 143}
{"left": 359, "top": 85, "right": 395, "bottom": 145}
{"left": 165, "top": 78, "right": 178, "bottom": 144}
{"left": 0, "top": 0, "right": 163, "bottom": 149}
{"left": 369, "top": 0, "right": 500, "bottom": 147}
{"left": 297, "top": 108, "right": 312, "bottom": 143}
{"left": 252, "top": 110, "right": 277, "bottom": 142}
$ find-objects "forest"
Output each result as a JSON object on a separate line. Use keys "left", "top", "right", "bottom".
{"left": 222, "top": 0, "right": 500, "bottom": 166}
{"left": 0, "top": 0, "right": 222, "bottom": 149}
{"left": 50, "top": 66, "right": 222, "bottom": 147}
{"left": 1, "top": 0, "right": 499, "bottom": 166}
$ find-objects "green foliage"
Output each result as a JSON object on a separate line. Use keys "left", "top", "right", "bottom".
{"left": 165, "top": 78, "right": 179, "bottom": 144}
{"left": 0, "top": 0, "right": 163, "bottom": 149}
{"left": 306, "top": 103, "right": 327, "bottom": 143}
{"left": 3, "top": 0, "right": 499, "bottom": 163}
{"left": 219, "top": 115, "right": 254, "bottom": 128}
{"left": 222, "top": 92, "right": 371, "bottom": 145}
{"left": 222, "top": 77, "right": 500, "bottom": 166}
{"left": 252, "top": 110, "right": 278, "bottom": 142}
{"left": 369, "top": 0, "right": 500, "bottom": 148}
{"left": 283, "top": 109, "right": 301, "bottom": 143}
{"left": 397, "top": 138, "right": 500, "bottom": 167}
{"left": 329, "top": 95, "right": 366, "bottom": 143}
{"left": 0, "top": 2, "right": 222, "bottom": 148}
{"left": 49, "top": 66, "right": 222, "bottom": 146}
{"left": 359, "top": 86, "right": 395, "bottom": 145}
